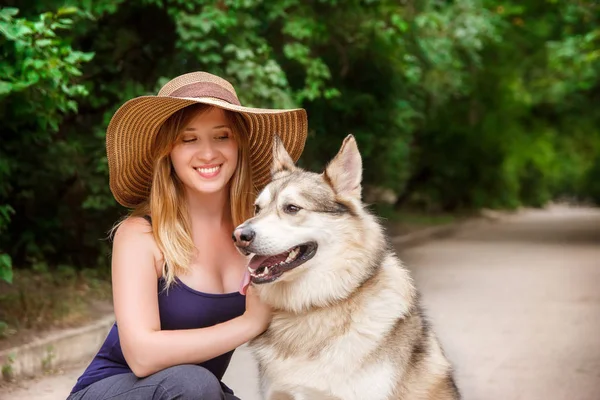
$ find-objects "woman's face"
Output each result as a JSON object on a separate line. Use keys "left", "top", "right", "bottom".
{"left": 170, "top": 107, "right": 239, "bottom": 197}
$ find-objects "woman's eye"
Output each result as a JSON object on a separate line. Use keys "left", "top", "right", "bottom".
{"left": 216, "top": 134, "right": 230, "bottom": 141}
{"left": 284, "top": 204, "right": 301, "bottom": 214}
{"left": 182, "top": 137, "right": 196, "bottom": 143}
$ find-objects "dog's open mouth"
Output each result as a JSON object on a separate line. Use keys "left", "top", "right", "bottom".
{"left": 248, "top": 242, "right": 318, "bottom": 284}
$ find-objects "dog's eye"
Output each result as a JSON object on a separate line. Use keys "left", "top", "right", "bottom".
{"left": 254, "top": 205, "right": 261, "bottom": 215}
{"left": 283, "top": 204, "right": 302, "bottom": 214}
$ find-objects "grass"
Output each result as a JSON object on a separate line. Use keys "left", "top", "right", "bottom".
{"left": 0, "top": 266, "right": 113, "bottom": 350}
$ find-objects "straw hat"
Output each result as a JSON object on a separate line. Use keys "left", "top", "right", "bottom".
{"left": 106, "top": 72, "right": 308, "bottom": 208}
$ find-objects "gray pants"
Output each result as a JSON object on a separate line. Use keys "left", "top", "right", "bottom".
{"left": 67, "top": 365, "right": 241, "bottom": 400}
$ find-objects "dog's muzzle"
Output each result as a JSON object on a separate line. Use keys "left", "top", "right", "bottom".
{"left": 232, "top": 225, "right": 255, "bottom": 255}
{"left": 232, "top": 224, "right": 318, "bottom": 285}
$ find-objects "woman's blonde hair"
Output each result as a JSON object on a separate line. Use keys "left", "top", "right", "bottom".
{"left": 116, "top": 104, "right": 254, "bottom": 287}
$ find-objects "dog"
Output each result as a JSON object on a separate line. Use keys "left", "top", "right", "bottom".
{"left": 234, "top": 135, "right": 460, "bottom": 400}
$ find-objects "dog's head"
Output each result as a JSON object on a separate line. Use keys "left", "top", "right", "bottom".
{"left": 234, "top": 135, "right": 385, "bottom": 311}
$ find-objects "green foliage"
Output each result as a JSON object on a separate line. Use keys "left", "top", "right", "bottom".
{"left": 0, "top": 6, "right": 94, "bottom": 279}
{"left": 400, "top": 0, "right": 600, "bottom": 211}
{"left": 0, "top": 253, "right": 12, "bottom": 283}
{"left": 0, "top": 0, "right": 598, "bottom": 277}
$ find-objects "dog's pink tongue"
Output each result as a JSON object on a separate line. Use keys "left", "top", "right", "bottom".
{"left": 248, "top": 255, "right": 270, "bottom": 271}
{"left": 239, "top": 255, "right": 270, "bottom": 295}
{"left": 239, "top": 270, "right": 251, "bottom": 295}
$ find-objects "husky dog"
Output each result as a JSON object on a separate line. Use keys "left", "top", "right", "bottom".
{"left": 234, "top": 135, "right": 460, "bottom": 400}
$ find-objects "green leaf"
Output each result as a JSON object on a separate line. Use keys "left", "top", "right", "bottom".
{"left": 35, "top": 38, "right": 53, "bottom": 47}
{"left": 0, "top": 81, "right": 13, "bottom": 96}
{"left": 0, "top": 254, "right": 13, "bottom": 284}
{"left": 57, "top": 7, "right": 80, "bottom": 17}
{"left": 0, "top": 7, "right": 19, "bottom": 18}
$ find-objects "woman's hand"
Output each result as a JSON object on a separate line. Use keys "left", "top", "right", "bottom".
{"left": 243, "top": 285, "right": 273, "bottom": 336}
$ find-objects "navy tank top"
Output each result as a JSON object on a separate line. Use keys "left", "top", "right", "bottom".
{"left": 71, "top": 220, "right": 246, "bottom": 394}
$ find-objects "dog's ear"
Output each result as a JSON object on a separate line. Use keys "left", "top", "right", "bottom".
{"left": 271, "top": 134, "right": 296, "bottom": 177}
{"left": 324, "top": 134, "right": 362, "bottom": 199}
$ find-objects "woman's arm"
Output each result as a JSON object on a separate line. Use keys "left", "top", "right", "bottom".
{"left": 111, "top": 217, "right": 269, "bottom": 378}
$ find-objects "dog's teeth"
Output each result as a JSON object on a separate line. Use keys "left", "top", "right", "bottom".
{"left": 285, "top": 247, "right": 300, "bottom": 263}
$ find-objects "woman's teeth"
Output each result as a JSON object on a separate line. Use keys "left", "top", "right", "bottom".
{"left": 195, "top": 165, "right": 221, "bottom": 177}
{"left": 196, "top": 166, "right": 220, "bottom": 174}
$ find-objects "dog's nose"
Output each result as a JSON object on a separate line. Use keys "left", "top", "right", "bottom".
{"left": 232, "top": 226, "right": 255, "bottom": 247}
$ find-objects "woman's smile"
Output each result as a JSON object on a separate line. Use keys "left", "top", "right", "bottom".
{"left": 194, "top": 164, "right": 222, "bottom": 179}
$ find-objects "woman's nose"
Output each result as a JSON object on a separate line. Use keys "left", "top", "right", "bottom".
{"left": 195, "top": 140, "right": 217, "bottom": 161}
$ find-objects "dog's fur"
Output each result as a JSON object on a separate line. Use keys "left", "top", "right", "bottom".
{"left": 235, "top": 135, "right": 460, "bottom": 400}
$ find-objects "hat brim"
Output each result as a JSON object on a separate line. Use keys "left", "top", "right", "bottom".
{"left": 106, "top": 96, "right": 307, "bottom": 208}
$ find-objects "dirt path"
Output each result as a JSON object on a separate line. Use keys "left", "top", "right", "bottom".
{"left": 2, "top": 206, "right": 599, "bottom": 400}
{"left": 405, "top": 206, "right": 600, "bottom": 400}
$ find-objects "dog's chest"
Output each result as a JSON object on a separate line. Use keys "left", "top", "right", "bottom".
{"left": 255, "top": 345, "right": 396, "bottom": 400}
{"left": 251, "top": 312, "right": 397, "bottom": 400}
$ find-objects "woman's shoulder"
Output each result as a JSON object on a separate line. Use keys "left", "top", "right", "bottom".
{"left": 112, "top": 216, "right": 163, "bottom": 276}
{"left": 112, "top": 216, "right": 158, "bottom": 254}
{"left": 114, "top": 215, "right": 153, "bottom": 237}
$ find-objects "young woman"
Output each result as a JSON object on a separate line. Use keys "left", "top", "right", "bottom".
{"left": 68, "top": 72, "right": 308, "bottom": 399}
